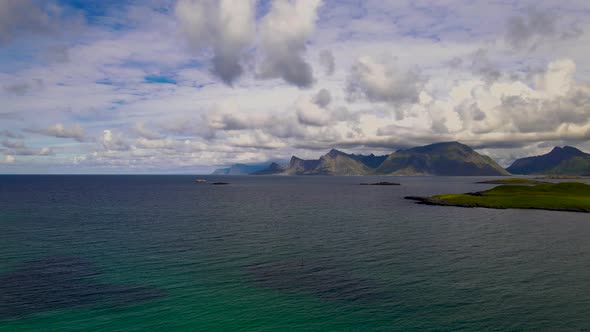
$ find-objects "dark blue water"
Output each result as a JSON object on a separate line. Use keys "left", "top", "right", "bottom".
{"left": 1, "top": 175, "right": 590, "bottom": 331}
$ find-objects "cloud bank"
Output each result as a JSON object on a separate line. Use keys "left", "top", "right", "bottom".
{"left": 1, "top": 0, "right": 589, "bottom": 172}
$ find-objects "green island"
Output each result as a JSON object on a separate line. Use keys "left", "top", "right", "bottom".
{"left": 406, "top": 182, "right": 590, "bottom": 213}
{"left": 535, "top": 175, "right": 590, "bottom": 180}
{"left": 476, "top": 178, "right": 549, "bottom": 185}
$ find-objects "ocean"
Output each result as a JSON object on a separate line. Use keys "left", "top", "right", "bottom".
{"left": 1, "top": 175, "right": 590, "bottom": 331}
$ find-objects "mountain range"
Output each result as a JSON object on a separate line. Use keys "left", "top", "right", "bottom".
{"left": 212, "top": 142, "right": 590, "bottom": 176}
{"left": 254, "top": 149, "right": 388, "bottom": 176}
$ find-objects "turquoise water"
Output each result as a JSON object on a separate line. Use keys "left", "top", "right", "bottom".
{"left": 1, "top": 175, "right": 590, "bottom": 331}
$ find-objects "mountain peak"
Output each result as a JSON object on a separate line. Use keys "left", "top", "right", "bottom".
{"left": 548, "top": 146, "right": 585, "bottom": 157}
{"left": 563, "top": 146, "right": 584, "bottom": 154}
{"left": 326, "top": 149, "right": 347, "bottom": 158}
{"left": 378, "top": 141, "right": 507, "bottom": 176}
{"left": 404, "top": 141, "right": 472, "bottom": 154}
{"left": 290, "top": 155, "right": 303, "bottom": 162}
{"left": 507, "top": 146, "right": 590, "bottom": 175}
{"left": 440, "top": 141, "right": 470, "bottom": 148}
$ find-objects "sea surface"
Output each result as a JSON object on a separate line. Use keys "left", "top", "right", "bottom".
{"left": 1, "top": 175, "right": 590, "bottom": 331}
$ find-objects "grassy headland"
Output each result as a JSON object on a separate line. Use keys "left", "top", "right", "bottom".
{"left": 476, "top": 178, "right": 549, "bottom": 185}
{"left": 406, "top": 182, "right": 590, "bottom": 213}
{"left": 535, "top": 175, "right": 589, "bottom": 180}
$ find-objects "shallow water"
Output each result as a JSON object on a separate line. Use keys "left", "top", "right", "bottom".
{"left": 1, "top": 175, "right": 589, "bottom": 330}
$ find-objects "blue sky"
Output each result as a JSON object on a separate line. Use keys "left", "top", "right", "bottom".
{"left": 1, "top": 0, "right": 589, "bottom": 173}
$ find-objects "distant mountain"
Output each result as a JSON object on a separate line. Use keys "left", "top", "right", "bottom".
{"left": 252, "top": 162, "right": 285, "bottom": 175}
{"left": 311, "top": 149, "right": 373, "bottom": 175}
{"left": 211, "top": 163, "right": 269, "bottom": 175}
{"left": 254, "top": 150, "right": 383, "bottom": 175}
{"left": 254, "top": 142, "right": 508, "bottom": 176}
{"left": 284, "top": 156, "right": 321, "bottom": 175}
{"left": 375, "top": 141, "right": 509, "bottom": 176}
{"left": 354, "top": 153, "right": 389, "bottom": 169}
{"left": 507, "top": 146, "right": 590, "bottom": 175}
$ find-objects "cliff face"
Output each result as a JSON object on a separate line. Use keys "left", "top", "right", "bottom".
{"left": 507, "top": 146, "right": 590, "bottom": 175}
{"left": 283, "top": 156, "right": 321, "bottom": 175}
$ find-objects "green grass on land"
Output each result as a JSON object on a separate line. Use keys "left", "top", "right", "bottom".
{"left": 476, "top": 178, "right": 548, "bottom": 185}
{"left": 430, "top": 182, "right": 590, "bottom": 212}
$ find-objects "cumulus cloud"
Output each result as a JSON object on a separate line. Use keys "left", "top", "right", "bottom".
{"left": 226, "top": 130, "right": 286, "bottom": 149}
{"left": 101, "top": 130, "right": 130, "bottom": 151}
{"left": 262, "top": 113, "right": 307, "bottom": 139}
{"left": 507, "top": 59, "right": 587, "bottom": 133}
{"left": 534, "top": 58, "right": 576, "bottom": 97}
{"left": 159, "top": 118, "right": 216, "bottom": 140}
{"left": 296, "top": 96, "right": 331, "bottom": 126}
{"left": 431, "top": 58, "right": 590, "bottom": 147}
{"left": 26, "top": 124, "right": 86, "bottom": 142}
{"left": 455, "top": 102, "right": 486, "bottom": 131}
{"left": 1, "top": 155, "right": 16, "bottom": 164}
{"left": 346, "top": 56, "right": 425, "bottom": 106}
{"left": 204, "top": 107, "right": 252, "bottom": 130}
{"left": 134, "top": 122, "right": 164, "bottom": 140}
{"left": 295, "top": 89, "right": 357, "bottom": 128}
{"left": 319, "top": 50, "right": 335, "bottom": 75}
{"left": 470, "top": 49, "right": 501, "bottom": 83}
{"left": 176, "top": 0, "right": 257, "bottom": 85}
{"left": 258, "top": 0, "right": 323, "bottom": 88}
{"left": 312, "top": 88, "right": 332, "bottom": 107}
{"left": 4, "top": 1, "right": 590, "bottom": 172}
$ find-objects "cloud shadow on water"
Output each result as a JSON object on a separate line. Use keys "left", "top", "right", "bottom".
{"left": 0, "top": 256, "right": 164, "bottom": 321}
{"left": 246, "top": 259, "right": 389, "bottom": 304}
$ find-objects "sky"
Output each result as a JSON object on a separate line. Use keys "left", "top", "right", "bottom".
{"left": 1, "top": 0, "right": 590, "bottom": 174}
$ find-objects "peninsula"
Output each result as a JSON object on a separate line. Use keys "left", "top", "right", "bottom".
{"left": 406, "top": 182, "right": 590, "bottom": 213}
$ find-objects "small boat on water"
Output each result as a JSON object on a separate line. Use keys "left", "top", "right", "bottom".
{"left": 195, "top": 179, "right": 207, "bottom": 183}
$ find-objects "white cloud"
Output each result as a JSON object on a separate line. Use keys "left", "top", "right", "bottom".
{"left": 176, "top": 0, "right": 257, "bottom": 85}
{"left": 347, "top": 56, "right": 425, "bottom": 106}
{"left": 258, "top": 0, "right": 323, "bottom": 87}
{"left": 134, "top": 122, "right": 164, "bottom": 140}
{"left": 101, "top": 129, "right": 130, "bottom": 151}
{"left": 226, "top": 130, "right": 286, "bottom": 149}
{"left": 26, "top": 123, "right": 86, "bottom": 142}
{"left": 2, "top": 1, "right": 590, "bottom": 172}
{"left": 1, "top": 155, "right": 16, "bottom": 164}
{"left": 296, "top": 96, "right": 331, "bottom": 126}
